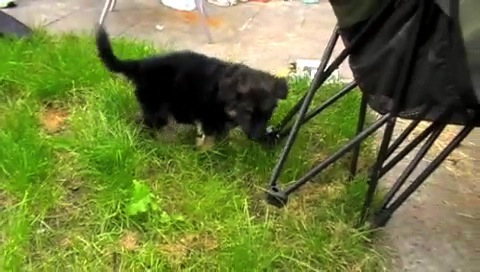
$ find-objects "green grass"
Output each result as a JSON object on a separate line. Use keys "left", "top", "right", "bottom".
{"left": 0, "top": 30, "right": 385, "bottom": 271}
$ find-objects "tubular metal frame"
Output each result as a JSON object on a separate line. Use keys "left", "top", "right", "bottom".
{"left": 263, "top": 25, "right": 476, "bottom": 228}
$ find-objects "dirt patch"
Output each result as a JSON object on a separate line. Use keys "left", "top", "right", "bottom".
{"left": 120, "top": 231, "right": 140, "bottom": 251}
{"left": 248, "top": 181, "right": 346, "bottom": 224}
{"left": 43, "top": 201, "right": 83, "bottom": 230}
{"left": 58, "top": 172, "right": 86, "bottom": 201}
{"left": 0, "top": 190, "right": 17, "bottom": 210}
{"left": 159, "top": 233, "right": 218, "bottom": 265}
{"left": 41, "top": 175, "right": 88, "bottom": 231}
{"left": 40, "top": 107, "right": 69, "bottom": 134}
{"left": 287, "top": 182, "right": 344, "bottom": 216}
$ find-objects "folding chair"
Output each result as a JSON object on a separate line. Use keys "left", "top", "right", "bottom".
{"left": 261, "top": 0, "right": 480, "bottom": 228}
{"left": 98, "top": 0, "right": 213, "bottom": 43}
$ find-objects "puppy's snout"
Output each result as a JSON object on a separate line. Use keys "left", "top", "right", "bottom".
{"left": 248, "top": 130, "right": 263, "bottom": 141}
{"left": 247, "top": 120, "right": 268, "bottom": 141}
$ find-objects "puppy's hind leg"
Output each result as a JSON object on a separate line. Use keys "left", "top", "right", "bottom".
{"left": 195, "top": 121, "right": 216, "bottom": 151}
{"left": 137, "top": 104, "right": 169, "bottom": 140}
{"left": 195, "top": 121, "right": 206, "bottom": 147}
{"left": 196, "top": 120, "right": 228, "bottom": 150}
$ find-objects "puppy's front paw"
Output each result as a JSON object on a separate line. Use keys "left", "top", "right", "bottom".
{"left": 133, "top": 113, "right": 144, "bottom": 124}
{"left": 195, "top": 133, "right": 206, "bottom": 147}
{"left": 196, "top": 134, "right": 215, "bottom": 151}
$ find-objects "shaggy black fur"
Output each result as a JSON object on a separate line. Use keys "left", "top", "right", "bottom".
{"left": 94, "top": 24, "right": 288, "bottom": 143}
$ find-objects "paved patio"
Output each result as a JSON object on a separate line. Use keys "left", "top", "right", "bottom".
{"left": 3, "top": 0, "right": 480, "bottom": 271}
{"left": 4, "top": 0, "right": 352, "bottom": 77}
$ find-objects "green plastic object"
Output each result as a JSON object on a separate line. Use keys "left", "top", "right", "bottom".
{"left": 459, "top": 0, "right": 480, "bottom": 96}
{"left": 328, "top": 0, "right": 382, "bottom": 28}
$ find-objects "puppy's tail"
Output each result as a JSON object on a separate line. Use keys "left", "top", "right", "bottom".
{"left": 95, "top": 24, "right": 139, "bottom": 77}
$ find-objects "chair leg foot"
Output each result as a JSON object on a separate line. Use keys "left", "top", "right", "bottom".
{"left": 195, "top": 0, "right": 214, "bottom": 43}
{"left": 369, "top": 209, "right": 392, "bottom": 229}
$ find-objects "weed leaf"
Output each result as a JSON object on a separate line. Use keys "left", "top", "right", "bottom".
{"left": 125, "top": 180, "right": 153, "bottom": 216}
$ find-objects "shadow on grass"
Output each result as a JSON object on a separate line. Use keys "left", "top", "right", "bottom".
{"left": 0, "top": 30, "right": 387, "bottom": 271}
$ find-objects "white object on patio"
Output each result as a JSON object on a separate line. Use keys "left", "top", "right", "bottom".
{"left": 98, "top": 0, "right": 213, "bottom": 43}
{"left": 161, "top": 0, "right": 196, "bottom": 11}
{"left": 0, "top": 0, "right": 16, "bottom": 9}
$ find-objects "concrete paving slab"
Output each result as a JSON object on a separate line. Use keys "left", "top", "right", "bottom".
{"left": 6, "top": 0, "right": 349, "bottom": 76}
{"left": 123, "top": 4, "right": 263, "bottom": 48}
{"left": 3, "top": 0, "right": 79, "bottom": 27}
{"left": 48, "top": 6, "right": 144, "bottom": 36}
{"left": 375, "top": 121, "right": 480, "bottom": 272}
{"left": 233, "top": 2, "right": 330, "bottom": 73}
{"left": 381, "top": 163, "right": 480, "bottom": 271}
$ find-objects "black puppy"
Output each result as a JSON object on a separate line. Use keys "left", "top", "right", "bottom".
{"left": 95, "top": 24, "right": 288, "bottom": 148}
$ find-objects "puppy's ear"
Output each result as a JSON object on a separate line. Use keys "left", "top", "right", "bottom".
{"left": 218, "top": 67, "right": 242, "bottom": 118}
{"left": 273, "top": 77, "right": 289, "bottom": 99}
{"left": 218, "top": 66, "right": 249, "bottom": 102}
{"left": 218, "top": 76, "right": 237, "bottom": 103}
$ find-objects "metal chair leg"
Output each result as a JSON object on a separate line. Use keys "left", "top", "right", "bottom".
{"left": 109, "top": 0, "right": 117, "bottom": 12}
{"left": 349, "top": 92, "right": 368, "bottom": 179}
{"left": 195, "top": 0, "right": 213, "bottom": 43}
{"left": 370, "top": 124, "right": 474, "bottom": 228}
{"left": 99, "top": 0, "right": 114, "bottom": 25}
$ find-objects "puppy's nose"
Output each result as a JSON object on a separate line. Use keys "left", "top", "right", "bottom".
{"left": 248, "top": 133, "right": 261, "bottom": 140}
{"left": 248, "top": 128, "right": 265, "bottom": 141}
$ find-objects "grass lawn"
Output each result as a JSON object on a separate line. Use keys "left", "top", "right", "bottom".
{"left": 0, "top": 30, "right": 385, "bottom": 271}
